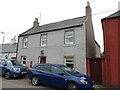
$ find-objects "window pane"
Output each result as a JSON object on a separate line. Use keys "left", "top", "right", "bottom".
{"left": 41, "top": 34, "right": 47, "bottom": 46}
{"left": 66, "top": 31, "right": 73, "bottom": 37}
{"left": 66, "top": 64, "right": 74, "bottom": 69}
{"left": 65, "top": 38, "right": 74, "bottom": 44}
{"left": 23, "top": 37, "right": 28, "bottom": 47}
{"left": 40, "top": 65, "right": 51, "bottom": 72}
{"left": 23, "top": 61, "right": 26, "bottom": 64}
{"left": 66, "top": 57, "right": 74, "bottom": 60}
{"left": 35, "top": 66, "right": 41, "bottom": 70}
{"left": 65, "top": 31, "right": 74, "bottom": 44}
{"left": 23, "top": 57, "right": 26, "bottom": 60}
{"left": 42, "top": 35, "right": 47, "bottom": 40}
{"left": 65, "top": 57, "right": 74, "bottom": 69}
{"left": 21, "top": 56, "right": 26, "bottom": 66}
{"left": 1, "top": 60, "right": 5, "bottom": 65}
{"left": 51, "top": 66, "right": 62, "bottom": 74}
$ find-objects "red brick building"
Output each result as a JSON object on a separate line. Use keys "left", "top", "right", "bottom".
{"left": 101, "top": 10, "right": 120, "bottom": 88}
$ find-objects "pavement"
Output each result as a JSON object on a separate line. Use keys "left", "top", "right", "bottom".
{"left": 94, "top": 84, "right": 120, "bottom": 90}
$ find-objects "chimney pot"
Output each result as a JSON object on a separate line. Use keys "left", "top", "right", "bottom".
{"left": 86, "top": 1, "right": 92, "bottom": 16}
{"left": 87, "top": 1, "right": 90, "bottom": 6}
{"left": 11, "top": 38, "right": 16, "bottom": 44}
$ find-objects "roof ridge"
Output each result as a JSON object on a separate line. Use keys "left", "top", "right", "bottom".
{"left": 40, "top": 16, "right": 86, "bottom": 26}
{"left": 20, "top": 16, "right": 87, "bottom": 36}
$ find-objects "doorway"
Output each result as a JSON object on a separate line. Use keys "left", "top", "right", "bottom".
{"left": 39, "top": 56, "right": 46, "bottom": 63}
{"left": 90, "top": 59, "right": 102, "bottom": 84}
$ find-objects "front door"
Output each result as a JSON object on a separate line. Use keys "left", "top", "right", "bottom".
{"left": 39, "top": 57, "right": 46, "bottom": 63}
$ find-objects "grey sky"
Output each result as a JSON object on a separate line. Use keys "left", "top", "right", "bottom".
{"left": 0, "top": 0, "right": 120, "bottom": 52}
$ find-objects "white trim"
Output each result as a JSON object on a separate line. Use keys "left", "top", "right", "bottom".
{"left": 65, "top": 30, "right": 75, "bottom": 45}
{"left": 40, "top": 34, "right": 47, "bottom": 47}
{"left": 64, "top": 56, "right": 74, "bottom": 68}
{"left": 22, "top": 37, "right": 28, "bottom": 48}
{"left": 21, "top": 56, "right": 27, "bottom": 66}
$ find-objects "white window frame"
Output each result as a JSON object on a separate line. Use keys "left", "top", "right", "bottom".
{"left": 65, "top": 30, "right": 74, "bottom": 45}
{"left": 21, "top": 56, "right": 27, "bottom": 66}
{"left": 41, "top": 34, "right": 47, "bottom": 47}
{"left": 23, "top": 37, "right": 28, "bottom": 48}
{"left": 64, "top": 56, "right": 74, "bottom": 68}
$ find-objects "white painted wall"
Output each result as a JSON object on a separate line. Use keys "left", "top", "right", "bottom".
{"left": 0, "top": 53, "right": 16, "bottom": 59}
{"left": 17, "top": 24, "right": 87, "bottom": 74}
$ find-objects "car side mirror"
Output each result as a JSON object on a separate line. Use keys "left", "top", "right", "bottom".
{"left": 4, "top": 64, "right": 7, "bottom": 66}
{"left": 59, "top": 72, "right": 64, "bottom": 76}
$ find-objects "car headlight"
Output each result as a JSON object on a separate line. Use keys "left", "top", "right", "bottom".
{"left": 13, "top": 68, "right": 20, "bottom": 71}
{"left": 80, "top": 79, "right": 88, "bottom": 84}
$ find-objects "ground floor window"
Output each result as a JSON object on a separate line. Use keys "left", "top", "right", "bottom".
{"left": 64, "top": 56, "right": 74, "bottom": 69}
{"left": 21, "top": 56, "right": 26, "bottom": 66}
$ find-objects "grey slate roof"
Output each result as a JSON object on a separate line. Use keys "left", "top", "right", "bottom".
{"left": 0, "top": 43, "right": 17, "bottom": 53}
{"left": 20, "top": 16, "right": 87, "bottom": 36}
{"left": 103, "top": 10, "right": 120, "bottom": 19}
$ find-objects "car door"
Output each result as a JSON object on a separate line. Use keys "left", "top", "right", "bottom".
{"left": 48, "top": 66, "right": 68, "bottom": 88}
{"left": 1, "top": 60, "right": 6, "bottom": 75}
{"left": 34, "top": 65, "right": 52, "bottom": 85}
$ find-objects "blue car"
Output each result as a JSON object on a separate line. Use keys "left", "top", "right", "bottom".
{"left": 0, "top": 59, "right": 28, "bottom": 79}
{"left": 28, "top": 64, "right": 94, "bottom": 90}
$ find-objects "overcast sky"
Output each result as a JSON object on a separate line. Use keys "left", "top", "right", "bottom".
{"left": 0, "top": 0, "right": 120, "bottom": 52}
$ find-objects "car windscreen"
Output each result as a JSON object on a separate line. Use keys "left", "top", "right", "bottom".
{"left": 9, "top": 60, "right": 22, "bottom": 66}
{"left": 61, "top": 66, "right": 79, "bottom": 74}
{"left": 6, "top": 60, "right": 13, "bottom": 66}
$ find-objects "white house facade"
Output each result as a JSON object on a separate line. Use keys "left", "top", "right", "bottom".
{"left": 17, "top": 3, "right": 97, "bottom": 74}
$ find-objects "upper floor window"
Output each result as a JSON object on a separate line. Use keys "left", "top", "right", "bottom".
{"left": 65, "top": 30, "right": 74, "bottom": 44}
{"left": 23, "top": 37, "right": 28, "bottom": 48}
{"left": 41, "top": 34, "right": 47, "bottom": 47}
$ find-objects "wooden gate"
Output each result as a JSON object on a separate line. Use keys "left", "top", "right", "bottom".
{"left": 90, "top": 59, "right": 102, "bottom": 84}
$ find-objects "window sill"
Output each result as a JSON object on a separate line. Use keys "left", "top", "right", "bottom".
{"left": 22, "top": 47, "right": 28, "bottom": 49}
{"left": 41, "top": 46, "right": 47, "bottom": 48}
{"left": 63, "top": 44, "right": 76, "bottom": 47}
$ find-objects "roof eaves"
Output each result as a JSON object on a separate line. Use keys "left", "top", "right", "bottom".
{"left": 20, "top": 27, "right": 34, "bottom": 36}
{"left": 102, "top": 10, "right": 120, "bottom": 20}
{"left": 19, "top": 24, "right": 83, "bottom": 37}
{"left": 95, "top": 41, "right": 100, "bottom": 48}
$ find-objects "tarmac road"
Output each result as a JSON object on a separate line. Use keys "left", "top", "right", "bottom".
{"left": 1, "top": 76, "right": 115, "bottom": 90}
{"left": 2, "top": 76, "right": 59, "bottom": 89}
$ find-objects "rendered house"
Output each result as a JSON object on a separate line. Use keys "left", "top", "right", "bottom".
{"left": 17, "top": 2, "right": 99, "bottom": 74}
{"left": 0, "top": 42, "right": 17, "bottom": 59}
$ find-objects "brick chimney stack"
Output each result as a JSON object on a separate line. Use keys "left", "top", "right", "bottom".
{"left": 33, "top": 18, "right": 39, "bottom": 28}
{"left": 85, "top": 1, "right": 96, "bottom": 58}
{"left": 86, "top": 1, "right": 92, "bottom": 16}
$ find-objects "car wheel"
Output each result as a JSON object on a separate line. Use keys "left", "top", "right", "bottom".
{"left": 5, "top": 71, "right": 11, "bottom": 79}
{"left": 31, "top": 76, "right": 39, "bottom": 86}
{"left": 67, "top": 82, "right": 78, "bottom": 90}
